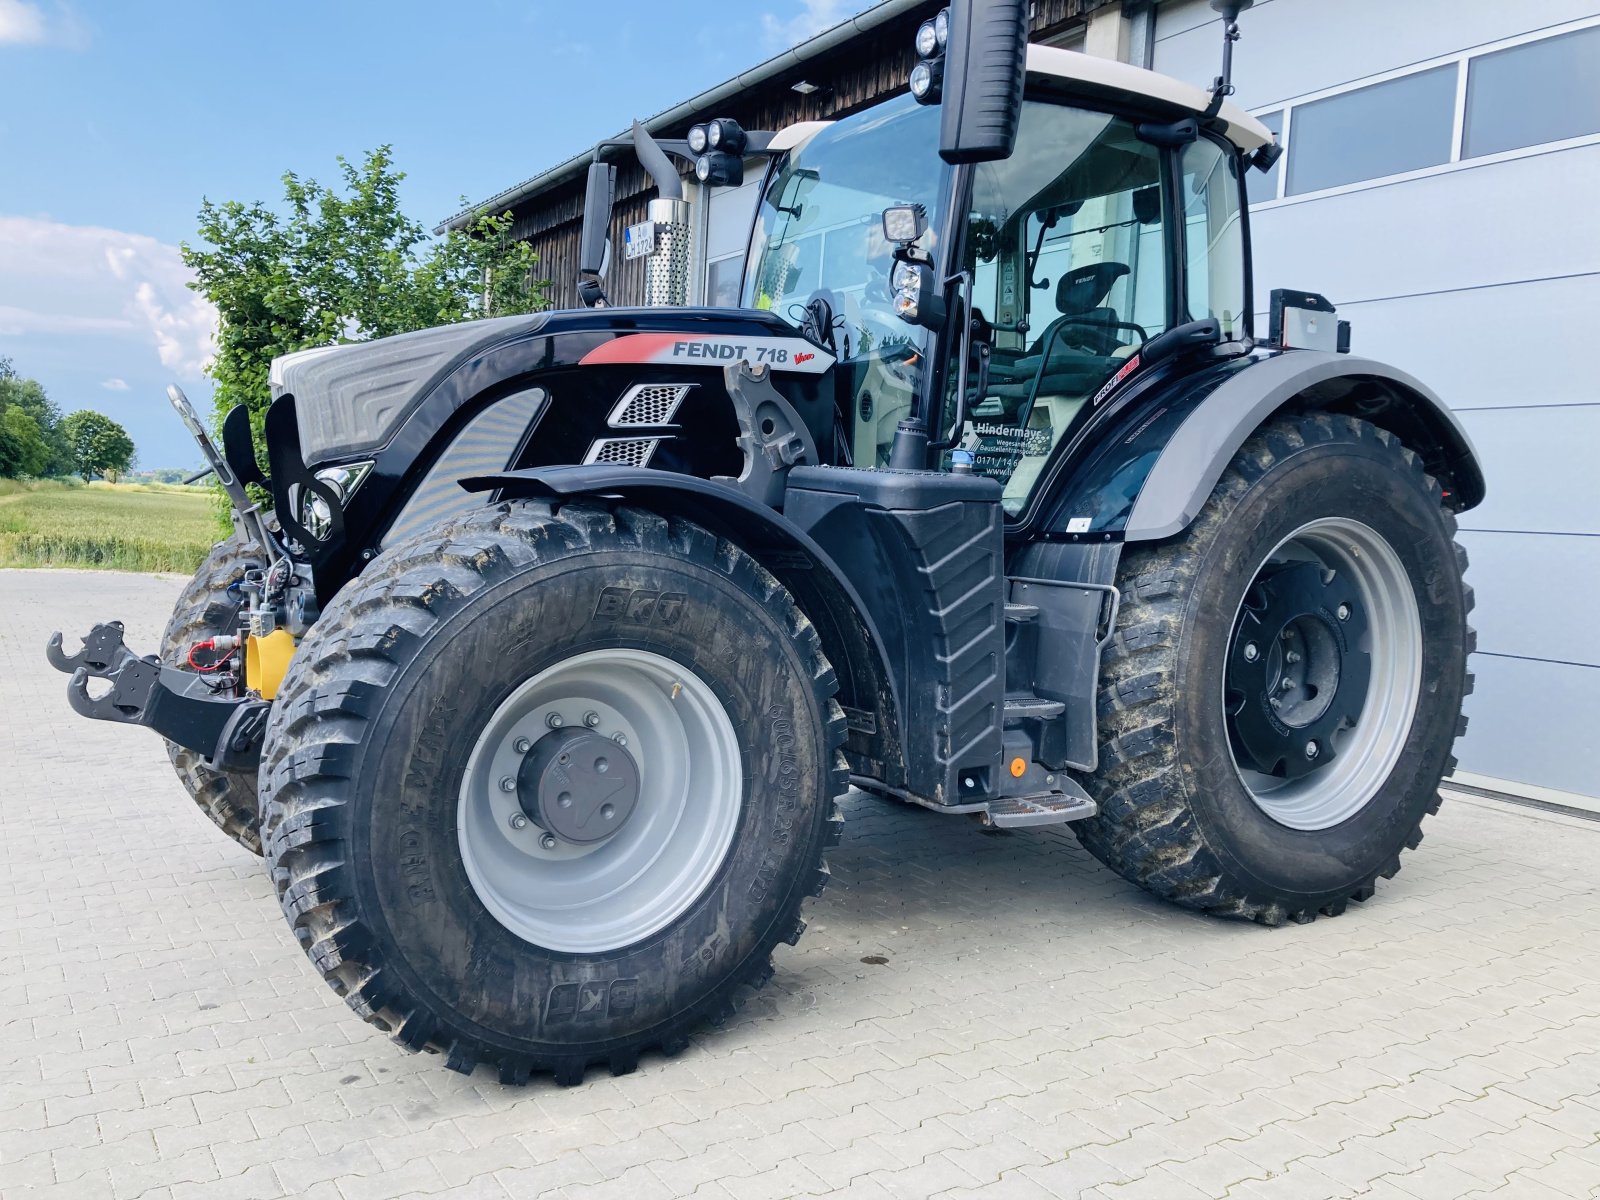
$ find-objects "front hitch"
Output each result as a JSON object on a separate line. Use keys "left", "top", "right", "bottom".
{"left": 47, "top": 623, "right": 269, "bottom": 773}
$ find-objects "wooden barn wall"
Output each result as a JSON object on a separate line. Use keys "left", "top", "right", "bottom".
{"left": 514, "top": 0, "right": 1116, "bottom": 309}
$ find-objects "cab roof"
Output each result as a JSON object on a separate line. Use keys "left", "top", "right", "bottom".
{"left": 1025, "top": 45, "right": 1273, "bottom": 154}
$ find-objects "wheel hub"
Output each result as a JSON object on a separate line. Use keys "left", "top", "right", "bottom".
{"left": 1227, "top": 560, "right": 1370, "bottom": 780}
{"left": 517, "top": 728, "right": 641, "bottom": 846}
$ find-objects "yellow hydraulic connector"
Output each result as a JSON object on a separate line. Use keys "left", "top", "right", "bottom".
{"left": 245, "top": 628, "right": 297, "bottom": 700}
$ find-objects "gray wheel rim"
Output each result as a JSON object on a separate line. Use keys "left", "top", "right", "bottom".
{"left": 1225, "top": 517, "right": 1423, "bottom": 831}
{"left": 458, "top": 649, "right": 742, "bottom": 953}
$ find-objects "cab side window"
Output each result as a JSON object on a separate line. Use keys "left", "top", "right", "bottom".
{"left": 1181, "top": 138, "right": 1248, "bottom": 337}
{"left": 957, "top": 101, "right": 1168, "bottom": 512}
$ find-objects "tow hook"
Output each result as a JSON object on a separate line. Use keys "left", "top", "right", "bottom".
{"left": 45, "top": 622, "right": 270, "bottom": 772}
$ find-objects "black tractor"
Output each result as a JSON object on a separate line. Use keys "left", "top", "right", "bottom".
{"left": 50, "top": 0, "right": 1480, "bottom": 1086}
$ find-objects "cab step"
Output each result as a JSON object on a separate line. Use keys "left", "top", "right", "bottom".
{"left": 1002, "top": 695, "right": 1067, "bottom": 722}
{"left": 982, "top": 778, "right": 1097, "bottom": 828}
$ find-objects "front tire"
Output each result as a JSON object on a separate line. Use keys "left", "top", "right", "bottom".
{"left": 260, "top": 501, "right": 845, "bottom": 1084}
{"left": 1077, "top": 415, "right": 1474, "bottom": 924}
{"left": 161, "top": 533, "right": 263, "bottom": 855}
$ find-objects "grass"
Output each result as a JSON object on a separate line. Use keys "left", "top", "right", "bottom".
{"left": 0, "top": 478, "right": 216, "bottom": 573}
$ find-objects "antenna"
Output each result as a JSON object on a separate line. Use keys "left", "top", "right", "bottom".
{"left": 1204, "top": 0, "right": 1254, "bottom": 118}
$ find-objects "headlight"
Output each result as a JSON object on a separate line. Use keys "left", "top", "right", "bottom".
{"left": 300, "top": 490, "right": 335, "bottom": 542}
{"left": 695, "top": 155, "right": 712, "bottom": 182}
{"left": 298, "top": 461, "right": 372, "bottom": 542}
{"left": 909, "top": 57, "right": 942, "bottom": 103}
{"left": 910, "top": 61, "right": 933, "bottom": 99}
{"left": 915, "top": 19, "right": 939, "bottom": 58}
{"left": 892, "top": 261, "right": 920, "bottom": 293}
{"left": 934, "top": 8, "right": 949, "bottom": 48}
{"left": 687, "top": 124, "right": 708, "bottom": 154}
{"left": 706, "top": 121, "right": 722, "bottom": 149}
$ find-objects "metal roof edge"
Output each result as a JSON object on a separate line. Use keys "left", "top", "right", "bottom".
{"left": 434, "top": 0, "right": 930, "bottom": 234}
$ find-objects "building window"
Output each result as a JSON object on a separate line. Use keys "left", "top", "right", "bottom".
{"left": 1247, "top": 110, "right": 1282, "bottom": 204}
{"left": 1464, "top": 25, "right": 1600, "bottom": 159}
{"left": 1285, "top": 65, "right": 1457, "bottom": 196}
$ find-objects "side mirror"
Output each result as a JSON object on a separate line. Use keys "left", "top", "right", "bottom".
{"left": 578, "top": 161, "right": 616, "bottom": 307}
{"left": 938, "top": 0, "right": 1029, "bottom": 164}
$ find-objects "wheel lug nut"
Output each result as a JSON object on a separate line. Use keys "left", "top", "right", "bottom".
{"left": 539, "top": 833, "right": 558, "bottom": 851}
{"left": 583, "top": 711, "right": 601, "bottom": 727}
{"left": 1280, "top": 678, "right": 1294, "bottom": 691}
{"left": 1305, "top": 741, "right": 1320, "bottom": 759}
{"left": 546, "top": 712, "right": 564, "bottom": 728}
{"left": 1270, "top": 696, "right": 1281, "bottom": 708}
{"left": 613, "top": 732, "right": 627, "bottom": 747}
{"left": 1243, "top": 642, "right": 1259, "bottom": 662}
{"left": 1285, "top": 651, "right": 1300, "bottom": 664}
{"left": 508, "top": 813, "right": 528, "bottom": 830}
{"left": 499, "top": 776, "right": 516, "bottom": 793}
{"left": 601, "top": 803, "right": 615, "bottom": 820}
{"left": 1337, "top": 604, "right": 1350, "bottom": 621}
{"left": 513, "top": 737, "right": 532, "bottom": 755}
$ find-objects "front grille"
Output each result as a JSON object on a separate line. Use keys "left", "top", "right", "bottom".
{"left": 583, "top": 437, "right": 661, "bottom": 467}
{"left": 608, "top": 383, "right": 693, "bottom": 428}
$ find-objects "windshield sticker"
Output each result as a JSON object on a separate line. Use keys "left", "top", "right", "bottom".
{"left": 581, "top": 333, "right": 835, "bottom": 374}
{"left": 969, "top": 421, "right": 1051, "bottom": 483}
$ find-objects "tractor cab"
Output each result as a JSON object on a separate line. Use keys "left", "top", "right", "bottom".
{"left": 739, "top": 55, "right": 1270, "bottom": 512}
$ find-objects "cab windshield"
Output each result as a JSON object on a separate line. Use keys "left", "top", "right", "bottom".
{"left": 744, "top": 94, "right": 949, "bottom": 466}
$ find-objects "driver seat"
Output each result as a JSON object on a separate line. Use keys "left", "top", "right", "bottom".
{"left": 1031, "top": 262, "right": 1130, "bottom": 358}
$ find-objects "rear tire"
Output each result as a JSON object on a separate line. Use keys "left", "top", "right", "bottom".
{"left": 161, "top": 533, "right": 263, "bottom": 855}
{"left": 260, "top": 501, "right": 846, "bottom": 1084}
{"left": 1076, "top": 415, "right": 1474, "bottom": 925}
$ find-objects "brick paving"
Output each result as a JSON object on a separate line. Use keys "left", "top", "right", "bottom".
{"left": 2, "top": 567, "right": 1598, "bottom": 1200}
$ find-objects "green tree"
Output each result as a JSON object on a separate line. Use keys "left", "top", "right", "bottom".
{"left": 0, "top": 357, "right": 73, "bottom": 476}
{"left": 62, "top": 410, "right": 137, "bottom": 481}
{"left": 182, "top": 147, "right": 548, "bottom": 440}
{"left": 0, "top": 406, "right": 50, "bottom": 478}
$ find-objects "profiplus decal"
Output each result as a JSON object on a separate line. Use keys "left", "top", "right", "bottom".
{"left": 1092, "top": 354, "right": 1141, "bottom": 406}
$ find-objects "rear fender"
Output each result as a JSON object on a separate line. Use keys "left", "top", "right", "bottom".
{"left": 1037, "top": 351, "right": 1484, "bottom": 542}
{"left": 462, "top": 466, "right": 906, "bottom": 785}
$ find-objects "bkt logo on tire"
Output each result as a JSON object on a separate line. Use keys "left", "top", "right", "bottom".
{"left": 592, "top": 586, "right": 687, "bottom": 627}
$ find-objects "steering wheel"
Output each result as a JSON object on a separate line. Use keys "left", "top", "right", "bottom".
{"left": 1033, "top": 313, "right": 1149, "bottom": 359}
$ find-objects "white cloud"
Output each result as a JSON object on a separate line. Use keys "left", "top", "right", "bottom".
{"left": 0, "top": 0, "right": 45, "bottom": 44}
{"left": 100, "top": 377, "right": 129, "bottom": 391}
{"left": 0, "top": 214, "right": 217, "bottom": 379}
{"left": 0, "top": 0, "right": 86, "bottom": 48}
{"left": 760, "top": 0, "right": 856, "bottom": 53}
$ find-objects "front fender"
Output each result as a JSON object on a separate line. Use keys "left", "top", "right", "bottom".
{"left": 461, "top": 465, "right": 906, "bottom": 784}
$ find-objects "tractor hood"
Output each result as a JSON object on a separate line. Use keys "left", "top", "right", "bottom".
{"left": 270, "top": 313, "right": 553, "bottom": 464}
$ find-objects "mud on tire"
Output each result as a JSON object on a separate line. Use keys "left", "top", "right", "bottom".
{"left": 161, "top": 533, "right": 263, "bottom": 855}
{"left": 259, "top": 501, "right": 846, "bottom": 1085}
{"left": 1076, "top": 414, "right": 1475, "bottom": 925}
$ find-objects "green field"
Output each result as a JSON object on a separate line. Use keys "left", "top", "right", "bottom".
{"left": 0, "top": 479, "right": 216, "bottom": 573}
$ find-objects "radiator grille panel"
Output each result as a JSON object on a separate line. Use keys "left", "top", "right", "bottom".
{"left": 583, "top": 437, "right": 661, "bottom": 467}
{"left": 608, "top": 383, "right": 692, "bottom": 428}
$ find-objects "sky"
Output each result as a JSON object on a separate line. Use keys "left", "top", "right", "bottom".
{"left": 0, "top": 0, "right": 872, "bottom": 467}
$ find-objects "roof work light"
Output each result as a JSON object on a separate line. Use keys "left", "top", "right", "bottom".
{"left": 911, "top": 7, "right": 948, "bottom": 104}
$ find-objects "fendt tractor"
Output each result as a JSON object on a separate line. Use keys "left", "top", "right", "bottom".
{"left": 50, "top": 0, "right": 1481, "bottom": 1085}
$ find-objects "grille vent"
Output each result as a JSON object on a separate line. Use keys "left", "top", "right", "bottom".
{"left": 608, "top": 383, "right": 693, "bottom": 428}
{"left": 583, "top": 437, "right": 661, "bottom": 467}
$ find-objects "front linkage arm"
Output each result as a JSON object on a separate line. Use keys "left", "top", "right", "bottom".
{"left": 46, "top": 622, "right": 269, "bottom": 773}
